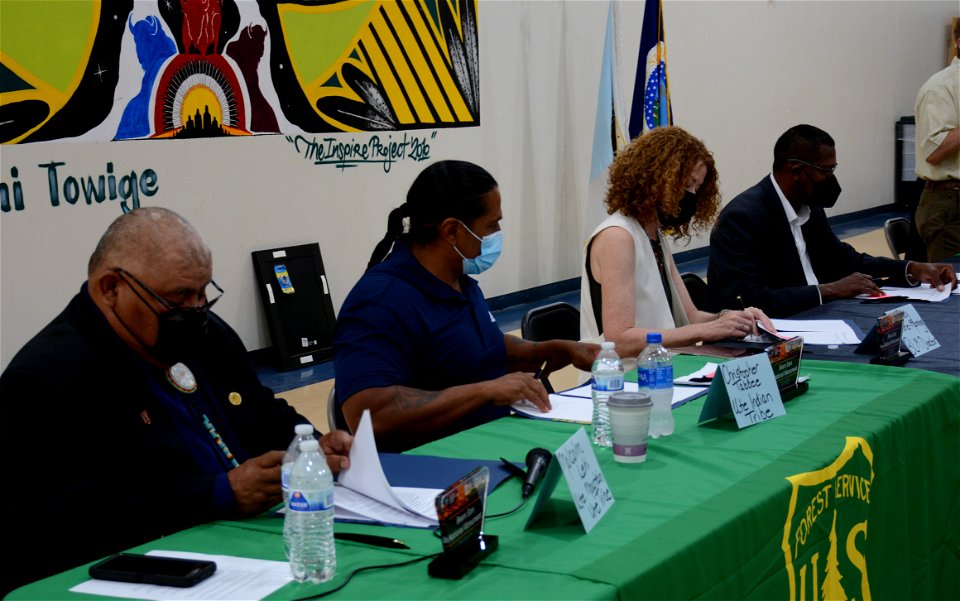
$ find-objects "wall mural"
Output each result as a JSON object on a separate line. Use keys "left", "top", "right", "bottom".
{"left": 0, "top": 0, "right": 480, "bottom": 144}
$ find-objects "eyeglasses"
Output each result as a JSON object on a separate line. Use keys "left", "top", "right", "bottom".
{"left": 112, "top": 267, "right": 223, "bottom": 315}
{"left": 787, "top": 158, "right": 838, "bottom": 175}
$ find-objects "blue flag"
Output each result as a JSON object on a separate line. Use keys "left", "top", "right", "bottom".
{"left": 629, "top": 0, "right": 671, "bottom": 139}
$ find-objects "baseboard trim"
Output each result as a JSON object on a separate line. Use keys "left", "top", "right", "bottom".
{"left": 486, "top": 277, "right": 580, "bottom": 311}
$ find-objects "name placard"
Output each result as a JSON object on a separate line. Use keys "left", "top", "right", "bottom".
{"left": 766, "top": 336, "right": 804, "bottom": 391}
{"left": 698, "top": 354, "right": 786, "bottom": 429}
{"left": 876, "top": 310, "right": 905, "bottom": 361}
{"left": 887, "top": 304, "right": 939, "bottom": 357}
{"left": 524, "top": 428, "right": 614, "bottom": 533}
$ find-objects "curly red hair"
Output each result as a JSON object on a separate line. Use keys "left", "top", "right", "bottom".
{"left": 605, "top": 126, "right": 720, "bottom": 240}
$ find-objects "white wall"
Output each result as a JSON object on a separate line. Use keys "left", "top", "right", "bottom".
{"left": 1, "top": 0, "right": 955, "bottom": 369}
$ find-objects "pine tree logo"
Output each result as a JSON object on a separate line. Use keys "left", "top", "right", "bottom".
{"left": 782, "top": 437, "right": 873, "bottom": 601}
{"left": 821, "top": 511, "right": 848, "bottom": 601}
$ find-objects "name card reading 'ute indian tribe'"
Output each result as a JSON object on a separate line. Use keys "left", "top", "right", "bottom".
{"left": 698, "top": 354, "right": 786, "bottom": 429}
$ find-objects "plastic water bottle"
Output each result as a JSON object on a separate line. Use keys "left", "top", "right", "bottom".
{"left": 591, "top": 341, "right": 624, "bottom": 448}
{"left": 638, "top": 332, "right": 674, "bottom": 438}
{"left": 284, "top": 439, "right": 336, "bottom": 583}
{"left": 281, "top": 424, "right": 317, "bottom": 505}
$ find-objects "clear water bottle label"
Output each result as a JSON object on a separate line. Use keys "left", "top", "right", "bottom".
{"left": 638, "top": 366, "right": 673, "bottom": 389}
{"left": 593, "top": 374, "right": 624, "bottom": 392}
{"left": 288, "top": 489, "right": 334, "bottom": 512}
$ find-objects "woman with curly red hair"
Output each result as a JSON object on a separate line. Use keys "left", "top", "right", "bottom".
{"left": 581, "top": 126, "right": 773, "bottom": 357}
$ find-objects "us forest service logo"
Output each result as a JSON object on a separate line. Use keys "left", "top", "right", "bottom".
{"left": 782, "top": 437, "right": 874, "bottom": 601}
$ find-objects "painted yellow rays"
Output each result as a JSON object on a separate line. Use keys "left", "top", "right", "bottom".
{"left": 278, "top": 0, "right": 475, "bottom": 132}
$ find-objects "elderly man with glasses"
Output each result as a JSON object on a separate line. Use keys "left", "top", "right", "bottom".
{"left": 708, "top": 124, "right": 956, "bottom": 317}
{"left": 0, "top": 207, "right": 352, "bottom": 594}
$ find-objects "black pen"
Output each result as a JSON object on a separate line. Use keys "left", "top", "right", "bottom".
{"left": 736, "top": 295, "right": 746, "bottom": 310}
{"left": 334, "top": 532, "right": 410, "bottom": 550}
{"left": 532, "top": 359, "right": 555, "bottom": 394}
{"left": 533, "top": 359, "right": 548, "bottom": 380}
{"left": 500, "top": 457, "right": 527, "bottom": 481}
{"left": 871, "top": 277, "right": 889, "bottom": 284}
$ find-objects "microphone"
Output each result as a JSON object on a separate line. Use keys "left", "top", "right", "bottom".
{"left": 521, "top": 448, "right": 552, "bottom": 498}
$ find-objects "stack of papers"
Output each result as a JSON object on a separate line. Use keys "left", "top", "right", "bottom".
{"left": 334, "top": 411, "right": 440, "bottom": 528}
{"left": 767, "top": 319, "right": 861, "bottom": 345}
{"left": 512, "top": 382, "right": 707, "bottom": 423}
{"left": 858, "top": 283, "right": 955, "bottom": 302}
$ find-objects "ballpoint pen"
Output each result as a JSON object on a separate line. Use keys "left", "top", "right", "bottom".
{"left": 533, "top": 359, "right": 554, "bottom": 394}
{"left": 871, "top": 277, "right": 890, "bottom": 284}
{"left": 533, "top": 359, "right": 548, "bottom": 380}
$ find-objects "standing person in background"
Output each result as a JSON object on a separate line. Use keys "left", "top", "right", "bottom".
{"left": 914, "top": 18, "right": 960, "bottom": 261}
{"left": 581, "top": 126, "right": 773, "bottom": 359}
{"left": 334, "top": 160, "right": 598, "bottom": 452}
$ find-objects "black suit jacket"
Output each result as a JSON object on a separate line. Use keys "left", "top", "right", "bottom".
{"left": 0, "top": 285, "right": 308, "bottom": 593}
{"left": 708, "top": 176, "right": 909, "bottom": 317}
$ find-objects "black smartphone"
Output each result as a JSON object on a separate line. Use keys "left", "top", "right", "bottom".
{"left": 89, "top": 553, "right": 217, "bottom": 588}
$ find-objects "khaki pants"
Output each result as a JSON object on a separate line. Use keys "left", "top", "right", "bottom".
{"left": 915, "top": 187, "right": 960, "bottom": 262}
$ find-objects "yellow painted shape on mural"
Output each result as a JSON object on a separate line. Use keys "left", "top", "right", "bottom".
{"left": 368, "top": 10, "right": 435, "bottom": 123}
{"left": 277, "top": 0, "right": 377, "bottom": 91}
{"left": 181, "top": 87, "right": 224, "bottom": 127}
{"left": 396, "top": 1, "right": 473, "bottom": 121}
{"left": 380, "top": 1, "right": 454, "bottom": 123}
{"left": 0, "top": 0, "right": 98, "bottom": 93}
{"left": 360, "top": 27, "right": 414, "bottom": 123}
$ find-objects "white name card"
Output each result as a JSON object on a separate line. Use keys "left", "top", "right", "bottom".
{"left": 698, "top": 354, "right": 786, "bottom": 429}
{"left": 887, "top": 304, "right": 940, "bottom": 357}
{"left": 524, "top": 428, "right": 614, "bottom": 534}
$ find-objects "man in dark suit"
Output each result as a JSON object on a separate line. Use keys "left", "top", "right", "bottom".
{"left": 708, "top": 124, "right": 956, "bottom": 317}
{"left": 0, "top": 207, "right": 352, "bottom": 594}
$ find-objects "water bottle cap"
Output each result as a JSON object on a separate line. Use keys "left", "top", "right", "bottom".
{"left": 600, "top": 341, "right": 615, "bottom": 350}
{"left": 294, "top": 424, "right": 314, "bottom": 435}
{"left": 646, "top": 332, "right": 662, "bottom": 343}
{"left": 299, "top": 439, "right": 321, "bottom": 452}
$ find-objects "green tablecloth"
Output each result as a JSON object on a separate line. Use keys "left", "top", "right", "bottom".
{"left": 10, "top": 357, "right": 959, "bottom": 600}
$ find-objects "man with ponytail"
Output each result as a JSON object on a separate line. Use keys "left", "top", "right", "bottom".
{"left": 334, "top": 160, "right": 598, "bottom": 451}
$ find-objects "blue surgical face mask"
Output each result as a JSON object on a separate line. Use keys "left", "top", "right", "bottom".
{"left": 455, "top": 220, "right": 503, "bottom": 274}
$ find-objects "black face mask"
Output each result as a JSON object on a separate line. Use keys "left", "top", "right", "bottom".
{"left": 658, "top": 191, "right": 698, "bottom": 228}
{"left": 111, "top": 268, "right": 219, "bottom": 364}
{"left": 805, "top": 174, "right": 842, "bottom": 209}
{"left": 148, "top": 307, "right": 212, "bottom": 364}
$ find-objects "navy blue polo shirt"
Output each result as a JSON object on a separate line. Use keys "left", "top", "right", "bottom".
{"left": 333, "top": 242, "right": 508, "bottom": 446}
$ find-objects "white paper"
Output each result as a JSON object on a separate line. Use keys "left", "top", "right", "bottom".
{"left": 674, "top": 362, "right": 719, "bottom": 387}
{"left": 769, "top": 319, "right": 861, "bottom": 345}
{"left": 859, "top": 284, "right": 951, "bottom": 302}
{"left": 334, "top": 485, "right": 438, "bottom": 528}
{"left": 335, "top": 410, "right": 439, "bottom": 524}
{"left": 71, "top": 551, "right": 291, "bottom": 601}
{"left": 513, "top": 384, "right": 705, "bottom": 422}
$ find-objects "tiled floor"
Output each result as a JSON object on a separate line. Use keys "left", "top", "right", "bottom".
{"left": 256, "top": 207, "right": 905, "bottom": 429}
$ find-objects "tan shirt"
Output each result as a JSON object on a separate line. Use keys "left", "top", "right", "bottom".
{"left": 914, "top": 57, "right": 959, "bottom": 181}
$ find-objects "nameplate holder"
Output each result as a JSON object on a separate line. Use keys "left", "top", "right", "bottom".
{"left": 856, "top": 310, "right": 911, "bottom": 366}
{"left": 765, "top": 336, "right": 809, "bottom": 402}
{"left": 524, "top": 428, "right": 614, "bottom": 534}
{"left": 429, "top": 466, "right": 497, "bottom": 580}
{"left": 698, "top": 354, "right": 786, "bottom": 428}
